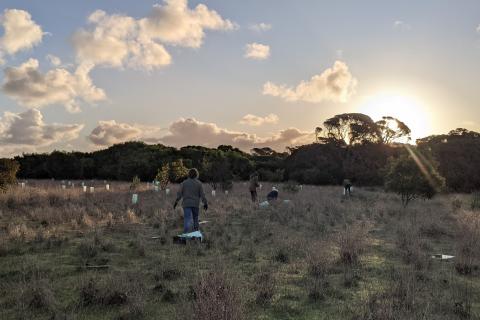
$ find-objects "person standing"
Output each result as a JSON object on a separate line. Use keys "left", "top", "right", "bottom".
{"left": 174, "top": 168, "right": 208, "bottom": 233}
{"left": 343, "top": 178, "right": 352, "bottom": 196}
{"left": 249, "top": 172, "right": 260, "bottom": 202}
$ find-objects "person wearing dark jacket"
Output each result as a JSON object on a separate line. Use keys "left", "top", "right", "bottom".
{"left": 267, "top": 186, "right": 279, "bottom": 201}
{"left": 249, "top": 172, "right": 260, "bottom": 202}
{"left": 174, "top": 168, "right": 208, "bottom": 233}
{"left": 343, "top": 179, "right": 352, "bottom": 196}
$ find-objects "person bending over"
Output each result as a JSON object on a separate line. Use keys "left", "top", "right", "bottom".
{"left": 267, "top": 186, "right": 279, "bottom": 201}
{"left": 174, "top": 168, "right": 208, "bottom": 233}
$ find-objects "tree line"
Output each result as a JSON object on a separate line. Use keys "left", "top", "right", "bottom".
{"left": 3, "top": 113, "right": 480, "bottom": 193}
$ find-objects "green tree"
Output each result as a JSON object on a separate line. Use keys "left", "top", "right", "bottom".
{"left": 170, "top": 159, "right": 189, "bottom": 183}
{"left": 376, "top": 116, "right": 411, "bottom": 144}
{"left": 384, "top": 151, "right": 445, "bottom": 207}
{"left": 323, "top": 113, "right": 380, "bottom": 145}
{"left": 155, "top": 163, "right": 170, "bottom": 190}
{"left": 417, "top": 128, "right": 480, "bottom": 192}
{"left": 0, "top": 159, "right": 20, "bottom": 192}
{"left": 202, "top": 155, "right": 233, "bottom": 190}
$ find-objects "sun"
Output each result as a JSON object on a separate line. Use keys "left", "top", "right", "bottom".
{"left": 358, "top": 93, "right": 431, "bottom": 142}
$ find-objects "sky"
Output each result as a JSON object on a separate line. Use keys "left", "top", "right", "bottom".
{"left": 1, "top": 0, "right": 480, "bottom": 157}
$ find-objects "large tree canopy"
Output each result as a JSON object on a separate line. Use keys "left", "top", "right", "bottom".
{"left": 376, "top": 116, "right": 411, "bottom": 144}
{"left": 323, "top": 113, "right": 380, "bottom": 145}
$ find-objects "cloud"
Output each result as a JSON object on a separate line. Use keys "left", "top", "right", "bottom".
{"left": 139, "top": 0, "right": 235, "bottom": 48}
{"left": 73, "top": 10, "right": 146, "bottom": 68}
{"left": 240, "top": 113, "right": 279, "bottom": 126}
{"left": 476, "top": 24, "right": 480, "bottom": 34}
{"left": 0, "top": 109, "right": 83, "bottom": 156}
{"left": 88, "top": 120, "right": 142, "bottom": 146}
{"left": 73, "top": 1, "right": 234, "bottom": 70}
{"left": 255, "top": 127, "right": 314, "bottom": 149}
{"left": 46, "top": 54, "right": 62, "bottom": 66}
{"left": 160, "top": 118, "right": 312, "bottom": 151}
{"left": 88, "top": 118, "right": 313, "bottom": 151}
{"left": 244, "top": 43, "right": 270, "bottom": 60}
{"left": 249, "top": 23, "right": 272, "bottom": 32}
{"left": 263, "top": 60, "right": 357, "bottom": 103}
{"left": 88, "top": 120, "right": 167, "bottom": 146}
{"left": 2, "top": 59, "right": 106, "bottom": 112}
{"left": 393, "top": 20, "right": 412, "bottom": 31}
{"left": 0, "top": 9, "right": 43, "bottom": 62}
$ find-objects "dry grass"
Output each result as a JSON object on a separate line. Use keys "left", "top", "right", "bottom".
{"left": 192, "top": 270, "right": 245, "bottom": 320}
{"left": 0, "top": 180, "right": 479, "bottom": 319}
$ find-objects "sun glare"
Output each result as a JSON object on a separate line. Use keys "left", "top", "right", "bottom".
{"left": 358, "top": 93, "right": 431, "bottom": 142}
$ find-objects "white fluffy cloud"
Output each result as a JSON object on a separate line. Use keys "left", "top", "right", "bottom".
{"left": 88, "top": 118, "right": 312, "bottom": 151}
{"left": 73, "top": 0, "right": 234, "bottom": 70}
{"left": 0, "top": 9, "right": 43, "bottom": 62}
{"left": 249, "top": 23, "right": 272, "bottom": 32}
{"left": 244, "top": 42, "right": 270, "bottom": 60}
{"left": 263, "top": 60, "right": 357, "bottom": 103}
{"left": 2, "top": 59, "right": 106, "bottom": 113}
{"left": 239, "top": 113, "right": 279, "bottom": 126}
{"left": 0, "top": 109, "right": 84, "bottom": 156}
{"left": 139, "top": 0, "right": 235, "bottom": 48}
{"left": 160, "top": 118, "right": 312, "bottom": 151}
{"left": 88, "top": 120, "right": 167, "bottom": 146}
{"left": 88, "top": 120, "right": 142, "bottom": 146}
{"left": 255, "top": 128, "right": 314, "bottom": 149}
{"left": 476, "top": 24, "right": 480, "bottom": 33}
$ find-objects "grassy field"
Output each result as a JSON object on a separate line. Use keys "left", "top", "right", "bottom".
{"left": 0, "top": 180, "right": 479, "bottom": 319}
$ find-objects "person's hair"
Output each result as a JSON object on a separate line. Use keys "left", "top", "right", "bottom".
{"left": 188, "top": 168, "right": 199, "bottom": 179}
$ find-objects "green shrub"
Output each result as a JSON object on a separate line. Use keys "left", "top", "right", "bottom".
{"left": 0, "top": 159, "right": 20, "bottom": 192}
{"left": 155, "top": 163, "right": 170, "bottom": 190}
{"left": 384, "top": 151, "right": 445, "bottom": 207}
{"left": 282, "top": 180, "right": 300, "bottom": 193}
{"left": 471, "top": 192, "right": 480, "bottom": 211}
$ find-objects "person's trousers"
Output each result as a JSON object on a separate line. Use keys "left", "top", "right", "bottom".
{"left": 183, "top": 207, "right": 199, "bottom": 233}
{"left": 344, "top": 185, "right": 351, "bottom": 195}
{"left": 250, "top": 190, "right": 257, "bottom": 202}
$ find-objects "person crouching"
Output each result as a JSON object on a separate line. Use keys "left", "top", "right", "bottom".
{"left": 267, "top": 186, "right": 279, "bottom": 201}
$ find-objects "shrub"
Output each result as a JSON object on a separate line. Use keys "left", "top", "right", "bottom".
{"left": 306, "top": 243, "right": 333, "bottom": 279}
{"left": 273, "top": 247, "right": 289, "bottom": 263}
{"left": 384, "top": 152, "right": 445, "bottom": 207}
{"left": 306, "top": 243, "right": 333, "bottom": 300}
{"left": 192, "top": 271, "right": 245, "bottom": 320}
{"left": 155, "top": 163, "right": 170, "bottom": 190}
{"left": 455, "top": 212, "right": 480, "bottom": 275}
{"left": 19, "top": 279, "right": 57, "bottom": 313}
{"left": 170, "top": 159, "right": 189, "bottom": 183}
{"left": 337, "top": 224, "right": 368, "bottom": 265}
{"left": 451, "top": 197, "right": 462, "bottom": 211}
{"left": 471, "top": 192, "right": 480, "bottom": 211}
{"left": 130, "top": 175, "right": 141, "bottom": 191}
{"left": 0, "top": 159, "right": 20, "bottom": 192}
{"left": 282, "top": 180, "right": 300, "bottom": 193}
{"left": 79, "top": 273, "right": 143, "bottom": 307}
{"left": 254, "top": 271, "right": 275, "bottom": 306}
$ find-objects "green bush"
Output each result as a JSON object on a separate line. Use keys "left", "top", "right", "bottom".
{"left": 0, "top": 159, "right": 20, "bottom": 192}
{"left": 471, "top": 192, "right": 480, "bottom": 211}
{"left": 384, "top": 151, "right": 445, "bottom": 207}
